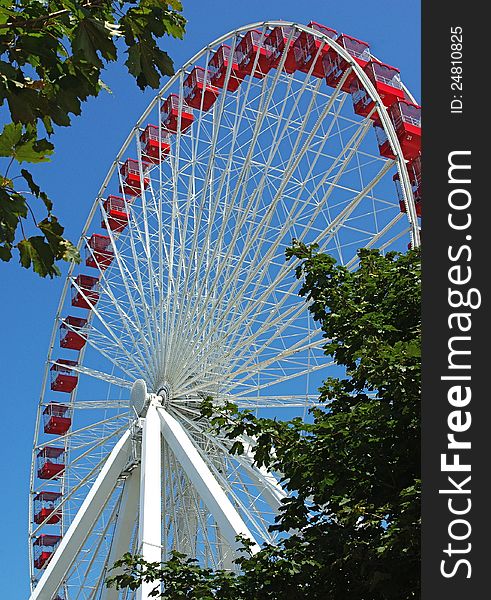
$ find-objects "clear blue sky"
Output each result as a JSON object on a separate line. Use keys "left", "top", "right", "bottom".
{"left": 0, "top": 1, "right": 420, "bottom": 597}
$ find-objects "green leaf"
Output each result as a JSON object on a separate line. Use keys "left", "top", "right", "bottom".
{"left": 17, "top": 236, "right": 60, "bottom": 278}
{"left": 16, "top": 136, "right": 54, "bottom": 163}
{"left": 0, "top": 122, "right": 22, "bottom": 155}
{"left": 0, "top": 123, "right": 53, "bottom": 163}
{"left": 125, "top": 42, "right": 173, "bottom": 90}
{"left": 0, "top": 245, "right": 12, "bottom": 262}
{"left": 72, "top": 18, "right": 117, "bottom": 67}
{"left": 21, "top": 169, "right": 53, "bottom": 211}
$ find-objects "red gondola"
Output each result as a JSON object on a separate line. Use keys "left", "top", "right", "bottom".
{"left": 208, "top": 45, "right": 244, "bottom": 92}
{"left": 50, "top": 359, "right": 78, "bottom": 393}
{"left": 264, "top": 25, "right": 300, "bottom": 73}
{"left": 85, "top": 234, "right": 113, "bottom": 270}
{"left": 389, "top": 99, "right": 421, "bottom": 160}
{"left": 37, "top": 447, "right": 65, "bottom": 480}
{"left": 71, "top": 274, "right": 99, "bottom": 309}
{"left": 235, "top": 30, "right": 273, "bottom": 79}
{"left": 394, "top": 156, "right": 422, "bottom": 217}
{"left": 323, "top": 33, "right": 371, "bottom": 92}
{"left": 101, "top": 195, "right": 128, "bottom": 233}
{"left": 161, "top": 94, "right": 194, "bottom": 133}
{"left": 60, "top": 316, "right": 87, "bottom": 351}
{"left": 43, "top": 402, "right": 72, "bottom": 435}
{"left": 140, "top": 125, "right": 171, "bottom": 164}
{"left": 183, "top": 67, "right": 220, "bottom": 111}
{"left": 375, "top": 99, "right": 421, "bottom": 160}
{"left": 350, "top": 61, "right": 404, "bottom": 120}
{"left": 293, "top": 21, "right": 337, "bottom": 78}
{"left": 119, "top": 158, "right": 149, "bottom": 197}
{"left": 33, "top": 491, "right": 62, "bottom": 525}
{"left": 33, "top": 534, "right": 61, "bottom": 569}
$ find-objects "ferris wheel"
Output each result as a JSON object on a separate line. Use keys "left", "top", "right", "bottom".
{"left": 28, "top": 20, "right": 421, "bottom": 600}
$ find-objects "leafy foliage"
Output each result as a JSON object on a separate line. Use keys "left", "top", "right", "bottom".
{"left": 0, "top": 0, "right": 185, "bottom": 276}
{"left": 107, "top": 244, "right": 421, "bottom": 599}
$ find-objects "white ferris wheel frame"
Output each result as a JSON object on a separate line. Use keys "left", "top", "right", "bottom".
{"left": 29, "top": 20, "right": 421, "bottom": 599}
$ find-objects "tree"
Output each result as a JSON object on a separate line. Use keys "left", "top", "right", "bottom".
{"left": 107, "top": 243, "right": 421, "bottom": 599}
{"left": 0, "top": 0, "right": 185, "bottom": 277}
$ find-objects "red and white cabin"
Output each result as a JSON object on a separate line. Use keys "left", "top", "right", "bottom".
{"left": 43, "top": 402, "right": 72, "bottom": 435}
{"left": 101, "top": 195, "right": 129, "bottom": 233}
{"left": 37, "top": 447, "right": 65, "bottom": 480}
{"left": 235, "top": 30, "right": 273, "bottom": 79}
{"left": 183, "top": 67, "right": 220, "bottom": 112}
{"left": 119, "top": 158, "right": 150, "bottom": 197}
{"left": 33, "top": 534, "right": 61, "bottom": 569}
{"left": 140, "top": 125, "right": 171, "bottom": 164}
{"left": 323, "top": 33, "right": 371, "bottom": 92}
{"left": 33, "top": 491, "right": 62, "bottom": 525}
{"left": 86, "top": 234, "right": 114, "bottom": 270}
{"left": 350, "top": 61, "right": 404, "bottom": 120}
{"left": 50, "top": 359, "right": 78, "bottom": 393}
{"left": 208, "top": 44, "right": 244, "bottom": 92}
{"left": 375, "top": 99, "right": 421, "bottom": 160}
{"left": 71, "top": 274, "right": 99, "bottom": 309}
{"left": 394, "top": 156, "right": 422, "bottom": 217}
{"left": 60, "top": 316, "right": 87, "bottom": 351}
{"left": 264, "top": 25, "right": 300, "bottom": 73}
{"left": 161, "top": 94, "right": 194, "bottom": 133}
{"left": 293, "top": 21, "right": 337, "bottom": 78}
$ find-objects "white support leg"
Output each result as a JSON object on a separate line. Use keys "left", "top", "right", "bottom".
{"left": 137, "top": 400, "right": 162, "bottom": 600}
{"left": 157, "top": 407, "right": 261, "bottom": 555}
{"left": 102, "top": 465, "right": 141, "bottom": 600}
{"left": 29, "top": 429, "right": 133, "bottom": 600}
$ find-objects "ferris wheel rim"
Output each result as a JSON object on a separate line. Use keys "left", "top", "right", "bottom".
{"left": 29, "top": 19, "right": 421, "bottom": 596}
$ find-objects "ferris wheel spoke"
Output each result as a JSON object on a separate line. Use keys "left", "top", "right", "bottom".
{"left": 29, "top": 430, "right": 132, "bottom": 600}
{"left": 211, "top": 132, "right": 389, "bottom": 337}
{"left": 172, "top": 461, "right": 200, "bottom": 558}
{"left": 54, "top": 423, "right": 130, "bottom": 491}
{"left": 315, "top": 154, "right": 396, "bottom": 246}
{"left": 171, "top": 49, "right": 304, "bottom": 338}
{"left": 225, "top": 360, "right": 335, "bottom": 397}
{"left": 173, "top": 416, "right": 277, "bottom": 545}
{"left": 68, "top": 322, "right": 146, "bottom": 382}
{"left": 173, "top": 302, "right": 322, "bottom": 396}
{"left": 173, "top": 409, "right": 286, "bottom": 511}
{"left": 117, "top": 206, "right": 160, "bottom": 375}
{"left": 344, "top": 212, "right": 407, "bottom": 268}
{"left": 161, "top": 71, "right": 245, "bottom": 376}
{"left": 31, "top": 445, "right": 122, "bottom": 538}
{"left": 168, "top": 99, "right": 371, "bottom": 376}
{"left": 101, "top": 466, "right": 140, "bottom": 600}
{"left": 134, "top": 170, "right": 161, "bottom": 360}
{"left": 220, "top": 337, "right": 325, "bottom": 386}
{"left": 349, "top": 223, "right": 410, "bottom": 270}
{"left": 70, "top": 399, "right": 128, "bottom": 410}
{"left": 215, "top": 394, "right": 319, "bottom": 409}
{"left": 173, "top": 73, "right": 320, "bottom": 340}
{"left": 105, "top": 193, "right": 160, "bottom": 377}
{"left": 158, "top": 405, "right": 261, "bottom": 554}
{"left": 89, "top": 235, "right": 158, "bottom": 378}
{"left": 36, "top": 413, "right": 129, "bottom": 452}
{"left": 70, "top": 492, "right": 121, "bottom": 600}
{"left": 51, "top": 361, "right": 132, "bottom": 389}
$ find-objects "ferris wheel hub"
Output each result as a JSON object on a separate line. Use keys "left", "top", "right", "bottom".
{"left": 156, "top": 382, "right": 172, "bottom": 407}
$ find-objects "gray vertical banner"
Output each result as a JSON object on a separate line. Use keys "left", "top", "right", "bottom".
{"left": 422, "top": 2, "right": 488, "bottom": 597}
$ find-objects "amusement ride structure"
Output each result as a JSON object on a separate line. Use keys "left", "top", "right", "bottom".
{"left": 28, "top": 20, "right": 421, "bottom": 599}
